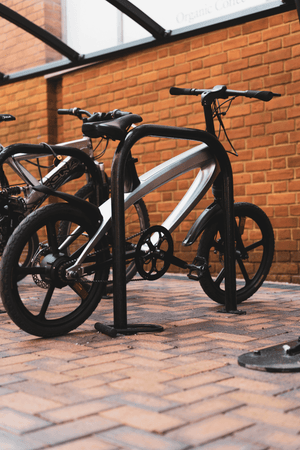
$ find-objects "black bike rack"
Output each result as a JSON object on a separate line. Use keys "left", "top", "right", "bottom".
{"left": 94, "top": 124, "right": 244, "bottom": 337}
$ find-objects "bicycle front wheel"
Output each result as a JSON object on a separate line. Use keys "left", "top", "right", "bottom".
{"left": 0, "top": 203, "right": 109, "bottom": 337}
{"left": 198, "top": 202, "right": 274, "bottom": 304}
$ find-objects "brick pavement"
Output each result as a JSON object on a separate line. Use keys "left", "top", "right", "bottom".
{"left": 0, "top": 274, "right": 300, "bottom": 449}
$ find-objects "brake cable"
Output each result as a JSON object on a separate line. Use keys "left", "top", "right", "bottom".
{"left": 212, "top": 98, "right": 238, "bottom": 156}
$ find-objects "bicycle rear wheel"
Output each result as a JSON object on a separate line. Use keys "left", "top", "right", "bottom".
{"left": 198, "top": 202, "right": 274, "bottom": 304}
{"left": 0, "top": 203, "right": 109, "bottom": 337}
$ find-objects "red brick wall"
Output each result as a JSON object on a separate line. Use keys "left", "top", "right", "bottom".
{"left": 1, "top": 8, "right": 300, "bottom": 282}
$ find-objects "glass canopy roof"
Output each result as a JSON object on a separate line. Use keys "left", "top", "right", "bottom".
{"left": 0, "top": 0, "right": 293, "bottom": 84}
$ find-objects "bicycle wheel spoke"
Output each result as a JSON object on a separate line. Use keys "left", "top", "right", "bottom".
{"left": 46, "top": 221, "right": 59, "bottom": 255}
{"left": 37, "top": 283, "right": 55, "bottom": 319}
{"left": 17, "top": 266, "right": 46, "bottom": 276}
{"left": 245, "top": 239, "right": 264, "bottom": 252}
{"left": 236, "top": 257, "right": 250, "bottom": 285}
{"left": 214, "top": 267, "right": 225, "bottom": 287}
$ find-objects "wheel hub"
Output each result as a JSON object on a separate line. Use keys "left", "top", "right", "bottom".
{"left": 39, "top": 252, "right": 73, "bottom": 288}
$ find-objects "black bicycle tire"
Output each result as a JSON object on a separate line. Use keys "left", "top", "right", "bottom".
{"left": 0, "top": 203, "right": 109, "bottom": 337}
{"left": 16, "top": 232, "right": 39, "bottom": 282}
{"left": 198, "top": 202, "right": 274, "bottom": 304}
{"left": 58, "top": 182, "right": 150, "bottom": 293}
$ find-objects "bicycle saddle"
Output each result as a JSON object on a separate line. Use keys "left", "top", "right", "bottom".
{"left": 82, "top": 114, "right": 142, "bottom": 141}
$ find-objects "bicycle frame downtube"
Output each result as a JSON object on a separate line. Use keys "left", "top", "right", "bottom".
{"left": 111, "top": 124, "right": 237, "bottom": 328}
{"left": 65, "top": 141, "right": 218, "bottom": 274}
{"left": 126, "top": 143, "right": 218, "bottom": 233}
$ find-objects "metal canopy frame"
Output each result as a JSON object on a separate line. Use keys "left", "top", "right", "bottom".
{"left": 106, "top": 0, "right": 170, "bottom": 39}
{"left": 0, "top": 0, "right": 296, "bottom": 85}
{"left": 0, "top": 3, "right": 82, "bottom": 63}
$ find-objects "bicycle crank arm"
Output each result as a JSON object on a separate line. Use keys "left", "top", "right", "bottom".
{"left": 169, "top": 255, "right": 188, "bottom": 269}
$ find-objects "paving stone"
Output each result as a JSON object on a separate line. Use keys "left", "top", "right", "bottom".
{"left": 50, "top": 437, "right": 117, "bottom": 449}
{"left": 26, "top": 415, "right": 117, "bottom": 446}
{"left": 0, "top": 430, "right": 43, "bottom": 450}
{"left": 101, "top": 404, "right": 185, "bottom": 432}
{"left": 0, "top": 407, "right": 50, "bottom": 434}
{"left": 113, "top": 355, "right": 175, "bottom": 370}
{"left": 22, "top": 369, "right": 75, "bottom": 384}
{"left": 6, "top": 380, "right": 95, "bottom": 405}
{"left": 0, "top": 362, "right": 35, "bottom": 376}
{"left": 227, "top": 390, "right": 299, "bottom": 411}
{"left": 234, "top": 405, "right": 300, "bottom": 431}
{"left": 104, "top": 392, "right": 179, "bottom": 412}
{"left": 27, "top": 357, "right": 82, "bottom": 372}
{"left": 0, "top": 391, "right": 62, "bottom": 414}
{"left": 99, "top": 425, "right": 188, "bottom": 450}
{"left": 167, "top": 414, "right": 253, "bottom": 446}
{"left": 204, "top": 332, "right": 257, "bottom": 342}
{"left": 236, "top": 423, "right": 300, "bottom": 449}
{"left": 108, "top": 376, "right": 175, "bottom": 395}
{"left": 163, "top": 383, "right": 234, "bottom": 404}
{"left": 125, "top": 347, "right": 175, "bottom": 360}
{"left": 64, "top": 361, "right": 131, "bottom": 378}
{"left": 193, "top": 437, "right": 266, "bottom": 449}
{"left": 0, "top": 373, "right": 28, "bottom": 386}
{"left": 0, "top": 353, "right": 44, "bottom": 367}
{"left": 217, "top": 376, "right": 280, "bottom": 392}
{"left": 167, "top": 396, "right": 244, "bottom": 421}
{"left": 166, "top": 370, "right": 232, "bottom": 389}
{"left": 40, "top": 399, "right": 116, "bottom": 423}
{"left": 62, "top": 375, "right": 116, "bottom": 391}
{"left": 162, "top": 359, "right": 227, "bottom": 377}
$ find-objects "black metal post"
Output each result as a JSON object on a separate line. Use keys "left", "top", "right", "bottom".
{"left": 111, "top": 142, "right": 128, "bottom": 330}
{"left": 295, "top": 0, "right": 300, "bottom": 21}
{"left": 96, "top": 124, "right": 240, "bottom": 336}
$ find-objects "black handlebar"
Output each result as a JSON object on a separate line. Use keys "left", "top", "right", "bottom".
{"left": 243, "top": 90, "right": 280, "bottom": 102}
{"left": 170, "top": 85, "right": 281, "bottom": 103}
{"left": 0, "top": 114, "right": 16, "bottom": 123}
{"left": 170, "top": 87, "right": 200, "bottom": 96}
{"left": 57, "top": 107, "right": 132, "bottom": 122}
{"left": 57, "top": 108, "right": 92, "bottom": 119}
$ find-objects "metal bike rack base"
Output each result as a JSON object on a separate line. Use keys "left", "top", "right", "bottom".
{"left": 95, "top": 125, "right": 241, "bottom": 338}
{"left": 238, "top": 338, "right": 300, "bottom": 372}
{"left": 218, "top": 308, "right": 246, "bottom": 315}
{"left": 94, "top": 322, "right": 164, "bottom": 338}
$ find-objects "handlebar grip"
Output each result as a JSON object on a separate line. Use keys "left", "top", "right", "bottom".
{"left": 0, "top": 114, "right": 16, "bottom": 122}
{"left": 57, "top": 109, "right": 74, "bottom": 115}
{"left": 246, "top": 90, "right": 281, "bottom": 102}
{"left": 112, "top": 109, "right": 132, "bottom": 118}
{"left": 170, "top": 87, "right": 201, "bottom": 96}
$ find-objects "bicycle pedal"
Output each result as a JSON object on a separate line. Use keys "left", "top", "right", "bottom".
{"left": 186, "top": 257, "right": 209, "bottom": 281}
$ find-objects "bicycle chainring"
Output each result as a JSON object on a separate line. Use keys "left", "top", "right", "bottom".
{"left": 135, "top": 225, "right": 173, "bottom": 280}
